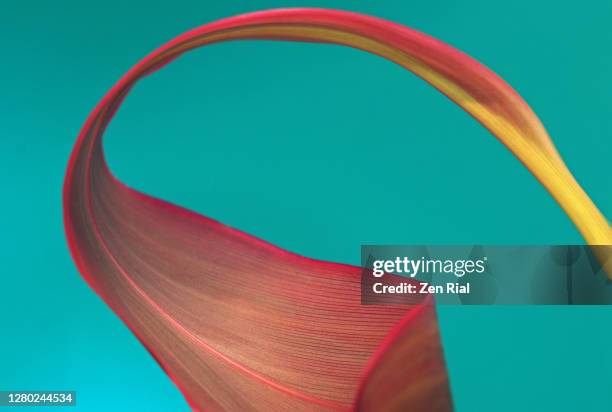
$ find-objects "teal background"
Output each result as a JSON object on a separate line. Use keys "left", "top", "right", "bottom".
{"left": 1, "top": 1, "right": 611, "bottom": 410}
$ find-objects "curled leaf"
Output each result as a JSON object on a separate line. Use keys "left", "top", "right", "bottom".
{"left": 64, "top": 8, "right": 610, "bottom": 411}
